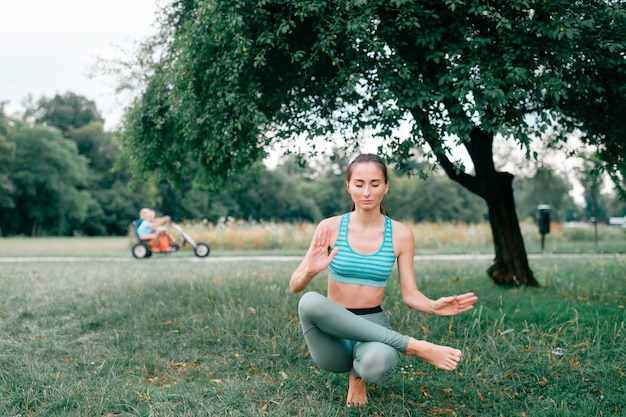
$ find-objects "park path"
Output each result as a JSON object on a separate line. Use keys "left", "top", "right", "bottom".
{"left": 0, "top": 253, "right": 623, "bottom": 263}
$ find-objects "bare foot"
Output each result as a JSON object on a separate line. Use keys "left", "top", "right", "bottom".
{"left": 346, "top": 371, "right": 368, "bottom": 407}
{"left": 404, "top": 338, "right": 462, "bottom": 371}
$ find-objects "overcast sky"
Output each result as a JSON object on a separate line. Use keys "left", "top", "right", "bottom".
{"left": 1, "top": 0, "right": 158, "bottom": 130}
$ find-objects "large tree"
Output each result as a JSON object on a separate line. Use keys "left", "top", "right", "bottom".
{"left": 7, "top": 125, "right": 93, "bottom": 236}
{"left": 122, "top": 0, "right": 626, "bottom": 286}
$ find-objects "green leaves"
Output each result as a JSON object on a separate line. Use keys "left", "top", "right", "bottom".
{"left": 122, "top": 0, "right": 626, "bottom": 191}
{"left": 9, "top": 125, "right": 93, "bottom": 235}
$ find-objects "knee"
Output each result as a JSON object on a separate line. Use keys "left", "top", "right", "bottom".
{"left": 356, "top": 348, "right": 398, "bottom": 384}
{"left": 298, "top": 291, "right": 324, "bottom": 317}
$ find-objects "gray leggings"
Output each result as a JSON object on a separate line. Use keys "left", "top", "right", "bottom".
{"left": 298, "top": 291, "right": 410, "bottom": 383}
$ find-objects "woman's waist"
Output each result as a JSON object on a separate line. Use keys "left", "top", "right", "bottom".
{"left": 328, "top": 280, "right": 385, "bottom": 310}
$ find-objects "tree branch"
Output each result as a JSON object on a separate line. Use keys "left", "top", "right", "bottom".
{"left": 411, "top": 108, "right": 481, "bottom": 196}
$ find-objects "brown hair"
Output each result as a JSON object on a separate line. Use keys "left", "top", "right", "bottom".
{"left": 346, "top": 154, "right": 389, "bottom": 215}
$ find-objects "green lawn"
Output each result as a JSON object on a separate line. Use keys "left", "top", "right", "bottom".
{"left": 0, "top": 245, "right": 624, "bottom": 416}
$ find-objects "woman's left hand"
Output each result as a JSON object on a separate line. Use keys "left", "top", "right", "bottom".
{"left": 432, "top": 292, "right": 478, "bottom": 316}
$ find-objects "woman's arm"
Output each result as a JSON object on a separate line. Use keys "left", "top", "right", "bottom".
{"left": 289, "top": 221, "right": 339, "bottom": 293}
{"left": 395, "top": 221, "right": 477, "bottom": 315}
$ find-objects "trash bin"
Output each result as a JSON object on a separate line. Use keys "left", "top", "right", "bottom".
{"left": 536, "top": 204, "right": 551, "bottom": 250}
{"left": 537, "top": 204, "right": 551, "bottom": 235}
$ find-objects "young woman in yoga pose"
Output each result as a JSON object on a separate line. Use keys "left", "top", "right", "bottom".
{"left": 289, "top": 153, "right": 478, "bottom": 407}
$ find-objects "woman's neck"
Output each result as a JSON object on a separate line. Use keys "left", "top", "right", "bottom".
{"left": 350, "top": 209, "right": 384, "bottom": 227}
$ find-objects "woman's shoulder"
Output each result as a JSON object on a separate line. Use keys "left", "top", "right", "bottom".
{"left": 317, "top": 214, "right": 344, "bottom": 230}
{"left": 389, "top": 218, "right": 414, "bottom": 240}
{"left": 389, "top": 219, "right": 415, "bottom": 257}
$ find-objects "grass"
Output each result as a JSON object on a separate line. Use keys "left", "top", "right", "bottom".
{"left": 0, "top": 238, "right": 624, "bottom": 416}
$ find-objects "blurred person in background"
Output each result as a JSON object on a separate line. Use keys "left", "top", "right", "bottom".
{"left": 136, "top": 208, "right": 180, "bottom": 251}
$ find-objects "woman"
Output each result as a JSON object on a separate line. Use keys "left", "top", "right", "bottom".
{"left": 289, "top": 154, "right": 478, "bottom": 407}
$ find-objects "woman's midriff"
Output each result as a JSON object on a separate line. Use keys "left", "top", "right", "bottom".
{"left": 327, "top": 278, "right": 385, "bottom": 309}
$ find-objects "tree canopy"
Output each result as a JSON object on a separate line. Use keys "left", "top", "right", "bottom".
{"left": 123, "top": 0, "right": 625, "bottom": 184}
{"left": 27, "top": 92, "right": 104, "bottom": 136}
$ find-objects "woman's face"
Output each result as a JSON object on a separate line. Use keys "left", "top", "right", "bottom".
{"left": 346, "top": 161, "right": 388, "bottom": 211}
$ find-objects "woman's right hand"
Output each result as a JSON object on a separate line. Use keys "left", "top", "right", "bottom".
{"left": 305, "top": 226, "right": 339, "bottom": 274}
{"left": 289, "top": 225, "right": 339, "bottom": 293}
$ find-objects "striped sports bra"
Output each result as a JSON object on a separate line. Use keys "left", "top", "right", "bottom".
{"left": 328, "top": 212, "right": 396, "bottom": 288}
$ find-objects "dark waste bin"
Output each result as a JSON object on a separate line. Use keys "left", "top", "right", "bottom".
{"left": 537, "top": 204, "right": 551, "bottom": 235}
{"left": 536, "top": 204, "right": 551, "bottom": 250}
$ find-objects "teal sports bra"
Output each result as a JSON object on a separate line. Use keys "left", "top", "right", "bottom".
{"left": 328, "top": 213, "right": 396, "bottom": 288}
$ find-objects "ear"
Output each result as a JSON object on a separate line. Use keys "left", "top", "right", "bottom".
{"left": 384, "top": 183, "right": 389, "bottom": 194}
{"left": 346, "top": 181, "right": 350, "bottom": 193}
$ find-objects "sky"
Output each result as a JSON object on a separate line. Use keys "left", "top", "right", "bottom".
{"left": 1, "top": 0, "right": 158, "bottom": 130}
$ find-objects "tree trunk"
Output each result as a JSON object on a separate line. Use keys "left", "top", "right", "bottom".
{"left": 422, "top": 125, "right": 539, "bottom": 287}
{"left": 484, "top": 172, "right": 539, "bottom": 286}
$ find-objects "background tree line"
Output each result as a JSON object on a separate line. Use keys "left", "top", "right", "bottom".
{"left": 0, "top": 92, "right": 623, "bottom": 237}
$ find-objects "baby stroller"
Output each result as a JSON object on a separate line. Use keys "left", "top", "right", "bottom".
{"left": 131, "top": 221, "right": 210, "bottom": 258}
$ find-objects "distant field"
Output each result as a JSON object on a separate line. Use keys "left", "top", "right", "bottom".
{"left": 0, "top": 220, "right": 624, "bottom": 258}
